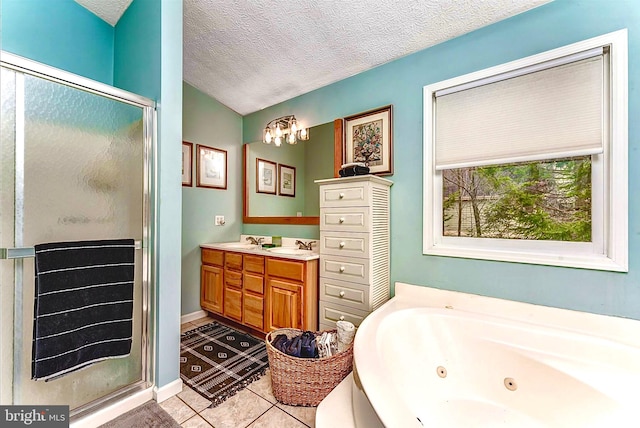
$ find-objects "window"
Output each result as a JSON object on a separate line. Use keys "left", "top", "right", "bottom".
{"left": 423, "top": 30, "right": 628, "bottom": 272}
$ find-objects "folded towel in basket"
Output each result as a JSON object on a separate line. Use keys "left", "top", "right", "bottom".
{"left": 32, "top": 239, "right": 136, "bottom": 381}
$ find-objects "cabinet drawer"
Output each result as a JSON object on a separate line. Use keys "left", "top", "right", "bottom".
{"left": 320, "top": 207, "right": 368, "bottom": 233}
{"left": 225, "top": 252, "right": 243, "bottom": 271}
{"left": 266, "top": 258, "right": 305, "bottom": 282}
{"left": 320, "top": 183, "right": 368, "bottom": 207}
{"left": 224, "top": 269, "right": 242, "bottom": 289}
{"left": 244, "top": 254, "right": 264, "bottom": 274}
{"left": 319, "top": 301, "right": 368, "bottom": 327}
{"left": 320, "top": 255, "right": 369, "bottom": 285}
{"left": 320, "top": 278, "right": 369, "bottom": 311}
{"left": 320, "top": 231, "right": 369, "bottom": 258}
{"left": 201, "top": 248, "right": 224, "bottom": 266}
{"left": 244, "top": 273, "right": 264, "bottom": 295}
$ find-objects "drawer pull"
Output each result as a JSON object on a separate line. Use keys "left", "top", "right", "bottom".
{"left": 339, "top": 291, "right": 345, "bottom": 298}
{"left": 339, "top": 266, "right": 345, "bottom": 273}
{"left": 339, "top": 315, "right": 345, "bottom": 321}
{"left": 339, "top": 217, "right": 345, "bottom": 223}
{"left": 339, "top": 192, "right": 345, "bottom": 199}
{"left": 339, "top": 241, "right": 345, "bottom": 248}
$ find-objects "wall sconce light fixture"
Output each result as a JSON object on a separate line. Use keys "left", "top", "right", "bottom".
{"left": 263, "top": 115, "right": 309, "bottom": 146}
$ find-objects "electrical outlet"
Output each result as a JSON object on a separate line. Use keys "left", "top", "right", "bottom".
{"left": 215, "top": 215, "right": 225, "bottom": 226}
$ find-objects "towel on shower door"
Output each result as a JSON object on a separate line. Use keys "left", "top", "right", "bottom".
{"left": 31, "top": 239, "right": 136, "bottom": 381}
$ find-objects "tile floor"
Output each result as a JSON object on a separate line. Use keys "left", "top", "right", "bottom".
{"left": 161, "top": 316, "right": 316, "bottom": 428}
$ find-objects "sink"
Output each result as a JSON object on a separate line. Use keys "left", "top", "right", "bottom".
{"left": 216, "top": 242, "right": 259, "bottom": 249}
{"left": 267, "top": 247, "right": 313, "bottom": 255}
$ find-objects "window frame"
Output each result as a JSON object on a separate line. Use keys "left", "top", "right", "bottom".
{"left": 423, "top": 30, "right": 628, "bottom": 272}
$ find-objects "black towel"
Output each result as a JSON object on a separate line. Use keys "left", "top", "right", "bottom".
{"left": 339, "top": 165, "right": 370, "bottom": 177}
{"left": 32, "top": 239, "right": 136, "bottom": 381}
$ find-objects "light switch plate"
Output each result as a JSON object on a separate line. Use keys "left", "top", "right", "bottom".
{"left": 215, "top": 215, "right": 225, "bottom": 226}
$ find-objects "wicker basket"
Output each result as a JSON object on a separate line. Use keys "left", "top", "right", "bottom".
{"left": 265, "top": 328, "right": 354, "bottom": 406}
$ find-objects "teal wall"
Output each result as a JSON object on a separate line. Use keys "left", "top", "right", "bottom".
{"left": 243, "top": 0, "right": 640, "bottom": 320}
{"left": 304, "top": 122, "right": 335, "bottom": 216}
{"left": 3, "top": 0, "right": 183, "bottom": 389}
{"left": 156, "top": 0, "right": 183, "bottom": 389}
{"left": 114, "top": 0, "right": 161, "bottom": 99}
{"left": 182, "top": 82, "right": 243, "bottom": 316}
{"left": 1, "top": 0, "right": 114, "bottom": 84}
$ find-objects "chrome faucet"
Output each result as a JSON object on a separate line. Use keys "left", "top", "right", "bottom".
{"left": 245, "top": 236, "right": 264, "bottom": 245}
{"left": 295, "top": 240, "right": 315, "bottom": 250}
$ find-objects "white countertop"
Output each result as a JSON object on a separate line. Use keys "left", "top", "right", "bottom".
{"left": 201, "top": 242, "right": 320, "bottom": 261}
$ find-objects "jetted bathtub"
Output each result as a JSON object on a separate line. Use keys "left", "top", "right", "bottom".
{"left": 316, "top": 282, "right": 640, "bottom": 428}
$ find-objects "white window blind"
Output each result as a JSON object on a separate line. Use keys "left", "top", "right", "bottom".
{"left": 434, "top": 53, "right": 604, "bottom": 170}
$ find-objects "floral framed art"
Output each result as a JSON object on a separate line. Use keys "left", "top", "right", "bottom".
{"left": 196, "top": 144, "right": 227, "bottom": 189}
{"left": 182, "top": 142, "right": 193, "bottom": 186}
{"left": 278, "top": 164, "right": 296, "bottom": 197}
{"left": 256, "top": 158, "right": 277, "bottom": 194}
{"left": 343, "top": 105, "right": 393, "bottom": 175}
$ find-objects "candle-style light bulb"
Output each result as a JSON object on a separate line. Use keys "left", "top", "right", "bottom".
{"left": 264, "top": 129, "right": 272, "bottom": 143}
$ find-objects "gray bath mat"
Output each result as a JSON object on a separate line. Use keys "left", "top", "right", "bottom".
{"left": 98, "top": 401, "right": 179, "bottom": 428}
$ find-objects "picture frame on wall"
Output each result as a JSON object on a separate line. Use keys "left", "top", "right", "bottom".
{"left": 182, "top": 141, "right": 193, "bottom": 186}
{"left": 256, "top": 158, "right": 277, "bottom": 194}
{"left": 278, "top": 164, "right": 296, "bottom": 197}
{"left": 343, "top": 104, "right": 393, "bottom": 175}
{"left": 196, "top": 144, "right": 227, "bottom": 189}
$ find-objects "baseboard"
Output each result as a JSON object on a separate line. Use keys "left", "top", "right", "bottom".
{"left": 153, "top": 378, "right": 183, "bottom": 403}
{"left": 181, "top": 310, "right": 207, "bottom": 324}
{"left": 71, "top": 387, "right": 153, "bottom": 428}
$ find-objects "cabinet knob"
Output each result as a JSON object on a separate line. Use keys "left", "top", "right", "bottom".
{"left": 339, "top": 192, "right": 345, "bottom": 199}
{"left": 339, "top": 217, "right": 345, "bottom": 223}
{"left": 339, "top": 241, "right": 345, "bottom": 248}
{"left": 339, "top": 315, "right": 345, "bottom": 321}
{"left": 339, "top": 291, "right": 345, "bottom": 298}
{"left": 339, "top": 266, "right": 345, "bottom": 273}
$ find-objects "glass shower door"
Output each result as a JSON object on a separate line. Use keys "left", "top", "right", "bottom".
{"left": 0, "top": 64, "right": 151, "bottom": 413}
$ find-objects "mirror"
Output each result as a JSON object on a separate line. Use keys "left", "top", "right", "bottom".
{"left": 243, "top": 122, "right": 336, "bottom": 224}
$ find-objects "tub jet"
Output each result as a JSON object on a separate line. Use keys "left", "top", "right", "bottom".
{"left": 437, "top": 366, "right": 447, "bottom": 378}
{"left": 504, "top": 377, "right": 517, "bottom": 391}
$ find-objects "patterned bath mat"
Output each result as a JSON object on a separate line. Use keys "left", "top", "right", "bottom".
{"left": 180, "top": 322, "right": 268, "bottom": 407}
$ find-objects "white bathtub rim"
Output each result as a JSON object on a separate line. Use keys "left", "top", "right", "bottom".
{"left": 391, "top": 282, "right": 640, "bottom": 347}
{"left": 353, "top": 282, "right": 640, "bottom": 428}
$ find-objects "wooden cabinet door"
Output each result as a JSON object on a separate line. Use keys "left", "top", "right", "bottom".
{"left": 244, "top": 293, "right": 264, "bottom": 330}
{"left": 201, "top": 265, "right": 223, "bottom": 314}
{"left": 267, "top": 279, "right": 302, "bottom": 330}
{"left": 224, "top": 286, "right": 243, "bottom": 322}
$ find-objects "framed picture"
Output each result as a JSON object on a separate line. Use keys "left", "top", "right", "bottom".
{"left": 278, "top": 164, "right": 296, "bottom": 197}
{"left": 182, "top": 141, "right": 193, "bottom": 186}
{"left": 256, "top": 158, "right": 277, "bottom": 194}
{"left": 344, "top": 105, "right": 393, "bottom": 175}
{"left": 196, "top": 144, "right": 227, "bottom": 189}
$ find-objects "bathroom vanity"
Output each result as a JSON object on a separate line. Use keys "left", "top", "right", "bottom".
{"left": 200, "top": 244, "right": 319, "bottom": 333}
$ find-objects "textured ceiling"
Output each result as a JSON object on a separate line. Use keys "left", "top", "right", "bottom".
{"left": 75, "top": 0, "right": 550, "bottom": 116}
{"left": 74, "top": 0, "right": 133, "bottom": 26}
{"left": 184, "top": 0, "right": 549, "bottom": 115}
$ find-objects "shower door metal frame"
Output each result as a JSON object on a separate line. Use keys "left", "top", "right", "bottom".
{"left": 0, "top": 51, "right": 157, "bottom": 417}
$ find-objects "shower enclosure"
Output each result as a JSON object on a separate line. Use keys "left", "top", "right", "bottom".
{"left": 0, "top": 52, "right": 155, "bottom": 418}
